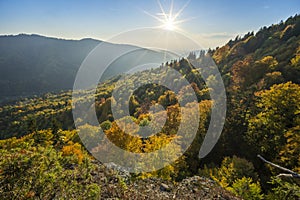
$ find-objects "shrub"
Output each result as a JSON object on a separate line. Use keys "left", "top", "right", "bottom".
{"left": 228, "top": 177, "right": 263, "bottom": 200}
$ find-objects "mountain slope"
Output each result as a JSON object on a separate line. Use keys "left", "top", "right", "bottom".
{"left": 0, "top": 34, "right": 100, "bottom": 100}
{"left": 0, "top": 34, "right": 174, "bottom": 102}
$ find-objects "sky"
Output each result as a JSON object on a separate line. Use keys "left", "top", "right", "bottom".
{"left": 0, "top": 0, "right": 299, "bottom": 48}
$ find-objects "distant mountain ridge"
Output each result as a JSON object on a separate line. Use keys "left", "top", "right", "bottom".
{"left": 0, "top": 34, "right": 174, "bottom": 103}
{"left": 0, "top": 34, "right": 101, "bottom": 101}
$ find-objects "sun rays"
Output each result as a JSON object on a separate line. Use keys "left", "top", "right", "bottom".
{"left": 144, "top": 0, "right": 193, "bottom": 31}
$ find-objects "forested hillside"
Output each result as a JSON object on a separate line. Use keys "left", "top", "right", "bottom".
{"left": 0, "top": 15, "right": 299, "bottom": 199}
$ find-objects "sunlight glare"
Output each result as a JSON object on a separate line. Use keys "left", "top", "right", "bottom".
{"left": 144, "top": 0, "right": 192, "bottom": 31}
{"left": 164, "top": 18, "right": 176, "bottom": 30}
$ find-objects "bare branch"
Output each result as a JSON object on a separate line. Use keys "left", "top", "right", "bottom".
{"left": 257, "top": 154, "right": 300, "bottom": 179}
{"left": 277, "top": 173, "right": 294, "bottom": 178}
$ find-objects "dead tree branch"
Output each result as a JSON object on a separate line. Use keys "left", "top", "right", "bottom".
{"left": 257, "top": 154, "right": 300, "bottom": 179}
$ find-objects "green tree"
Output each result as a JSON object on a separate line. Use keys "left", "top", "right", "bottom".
{"left": 266, "top": 177, "right": 300, "bottom": 200}
{"left": 246, "top": 82, "right": 300, "bottom": 162}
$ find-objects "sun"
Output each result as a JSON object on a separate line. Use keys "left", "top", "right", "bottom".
{"left": 164, "top": 18, "right": 176, "bottom": 30}
{"left": 144, "top": 0, "right": 192, "bottom": 31}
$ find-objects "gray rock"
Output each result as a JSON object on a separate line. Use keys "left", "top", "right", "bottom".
{"left": 160, "top": 183, "right": 171, "bottom": 192}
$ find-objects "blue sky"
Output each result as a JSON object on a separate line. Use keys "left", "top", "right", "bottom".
{"left": 0, "top": 0, "right": 299, "bottom": 48}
